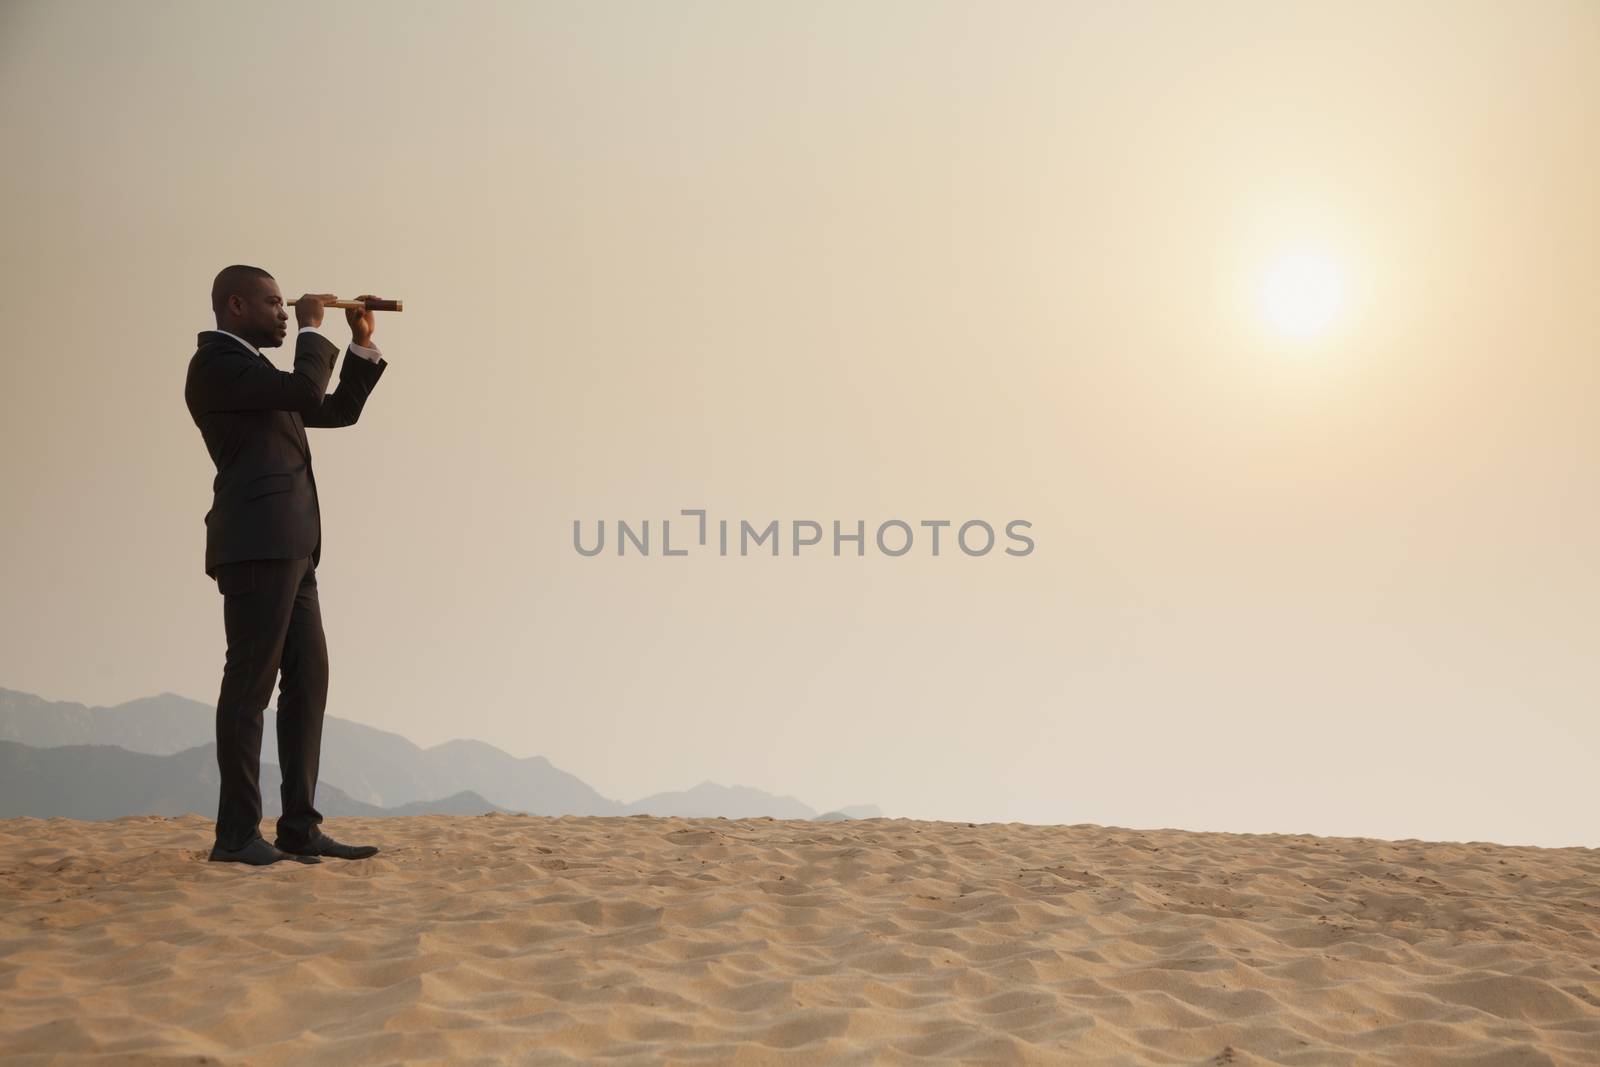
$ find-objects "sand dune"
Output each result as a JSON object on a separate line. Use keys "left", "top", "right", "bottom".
{"left": 1, "top": 814, "right": 1597, "bottom": 1064}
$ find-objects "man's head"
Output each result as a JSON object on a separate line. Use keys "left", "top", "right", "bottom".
{"left": 211, "top": 265, "right": 288, "bottom": 350}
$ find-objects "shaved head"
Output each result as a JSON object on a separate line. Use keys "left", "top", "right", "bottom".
{"left": 210, "top": 264, "right": 288, "bottom": 349}
{"left": 211, "top": 264, "right": 274, "bottom": 319}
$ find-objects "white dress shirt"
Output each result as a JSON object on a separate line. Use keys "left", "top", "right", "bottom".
{"left": 211, "top": 326, "right": 384, "bottom": 363}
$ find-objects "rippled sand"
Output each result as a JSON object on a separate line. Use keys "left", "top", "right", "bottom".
{"left": 2, "top": 813, "right": 1598, "bottom": 1064}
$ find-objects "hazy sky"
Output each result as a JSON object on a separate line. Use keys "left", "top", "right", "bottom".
{"left": 2, "top": 0, "right": 1594, "bottom": 846}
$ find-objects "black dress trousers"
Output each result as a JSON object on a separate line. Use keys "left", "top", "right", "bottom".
{"left": 212, "top": 556, "right": 329, "bottom": 850}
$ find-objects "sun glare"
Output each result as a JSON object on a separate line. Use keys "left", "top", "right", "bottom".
{"left": 1258, "top": 251, "right": 1347, "bottom": 339}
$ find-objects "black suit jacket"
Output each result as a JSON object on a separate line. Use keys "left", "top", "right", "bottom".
{"left": 185, "top": 330, "right": 386, "bottom": 578}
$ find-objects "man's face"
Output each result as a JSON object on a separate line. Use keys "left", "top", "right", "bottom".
{"left": 227, "top": 276, "right": 290, "bottom": 349}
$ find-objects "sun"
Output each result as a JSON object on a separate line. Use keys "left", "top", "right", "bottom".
{"left": 1257, "top": 251, "right": 1347, "bottom": 339}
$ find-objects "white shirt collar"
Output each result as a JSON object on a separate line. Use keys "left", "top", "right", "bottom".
{"left": 209, "top": 328, "right": 262, "bottom": 358}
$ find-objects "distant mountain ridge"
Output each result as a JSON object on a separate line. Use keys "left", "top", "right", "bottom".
{"left": 624, "top": 781, "right": 818, "bottom": 820}
{"left": 0, "top": 688, "right": 883, "bottom": 822}
{"left": 0, "top": 688, "right": 614, "bottom": 814}
{"left": 0, "top": 740, "right": 506, "bottom": 820}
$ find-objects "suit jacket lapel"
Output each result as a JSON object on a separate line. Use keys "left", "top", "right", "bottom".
{"left": 198, "top": 332, "right": 315, "bottom": 461}
{"left": 243, "top": 339, "right": 315, "bottom": 460}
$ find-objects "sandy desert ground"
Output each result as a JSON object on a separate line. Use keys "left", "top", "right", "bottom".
{"left": 1, "top": 813, "right": 1598, "bottom": 1065}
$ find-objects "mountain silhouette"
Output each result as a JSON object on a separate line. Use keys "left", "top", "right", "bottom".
{"left": 624, "top": 781, "right": 820, "bottom": 820}
{"left": 0, "top": 740, "right": 505, "bottom": 819}
{"left": 0, "top": 687, "right": 881, "bottom": 820}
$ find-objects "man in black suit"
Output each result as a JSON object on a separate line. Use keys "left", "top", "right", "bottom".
{"left": 185, "top": 264, "right": 387, "bottom": 866}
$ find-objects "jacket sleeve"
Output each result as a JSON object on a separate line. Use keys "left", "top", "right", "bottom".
{"left": 302, "top": 348, "right": 387, "bottom": 428}
{"left": 185, "top": 331, "right": 337, "bottom": 416}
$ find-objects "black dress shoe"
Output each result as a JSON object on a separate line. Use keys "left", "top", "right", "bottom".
{"left": 209, "top": 836, "right": 322, "bottom": 866}
{"left": 273, "top": 832, "right": 380, "bottom": 860}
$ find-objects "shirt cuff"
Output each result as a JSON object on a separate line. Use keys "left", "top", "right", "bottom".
{"left": 348, "top": 341, "right": 384, "bottom": 362}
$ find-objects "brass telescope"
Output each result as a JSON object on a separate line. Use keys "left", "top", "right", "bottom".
{"left": 292, "top": 295, "right": 404, "bottom": 312}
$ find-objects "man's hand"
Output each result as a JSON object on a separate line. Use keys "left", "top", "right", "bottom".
{"left": 294, "top": 293, "right": 338, "bottom": 329}
{"left": 346, "top": 295, "right": 376, "bottom": 346}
